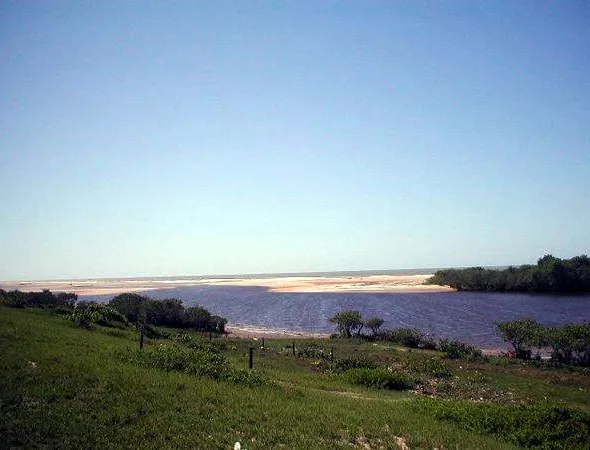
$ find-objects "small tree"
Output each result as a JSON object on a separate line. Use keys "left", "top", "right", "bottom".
{"left": 496, "top": 319, "right": 544, "bottom": 359}
{"left": 365, "top": 317, "right": 384, "bottom": 337}
{"left": 330, "top": 311, "right": 364, "bottom": 338}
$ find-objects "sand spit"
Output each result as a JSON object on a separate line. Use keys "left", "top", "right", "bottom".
{"left": 0, "top": 274, "right": 453, "bottom": 296}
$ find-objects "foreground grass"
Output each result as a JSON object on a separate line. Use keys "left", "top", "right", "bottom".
{"left": 1, "top": 307, "right": 588, "bottom": 449}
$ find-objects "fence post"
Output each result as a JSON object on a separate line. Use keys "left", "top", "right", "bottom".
{"left": 249, "top": 346, "right": 254, "bottom": 369}
{"left": 139, "top": 324, "right": 144, "bottom": 350}
{"left": 262, "top": 337, "right": 265, "bottom": 348}
{"left": 292, "top": 341, "right": 296, "bottom": 357}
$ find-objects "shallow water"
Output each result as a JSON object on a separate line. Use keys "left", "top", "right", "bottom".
{"left": 85, "top": 286, "right": 590, "bottom": 349}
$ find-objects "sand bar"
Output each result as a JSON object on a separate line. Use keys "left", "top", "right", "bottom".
{"left": 0, "top": 274, "right": 453, "bottom": 296}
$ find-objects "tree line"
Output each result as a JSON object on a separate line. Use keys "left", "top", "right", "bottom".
{"left": 426, "top": 254, "right": 590, "bottom": 293}
{"left": 496, "top": 319, "right": 590, "bottom": 365}
{"left": 330, "top": 310, "right": 590, "bottom": 365}
{"left": 0, "top": 289, "right": 226, "bottom": 333}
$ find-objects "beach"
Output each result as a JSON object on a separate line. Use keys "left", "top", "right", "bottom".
{"left": 0, "top": 274, "right": 452, "bottom": 297}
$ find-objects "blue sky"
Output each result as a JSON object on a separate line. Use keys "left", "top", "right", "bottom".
{"left": 1, "top": 1, "right": 588, "bottom": 280}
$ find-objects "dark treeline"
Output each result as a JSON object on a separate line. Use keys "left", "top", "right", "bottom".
{"left": 427, "top": 254, "right": 590, "bottom": 293}
{"left": 109, "top": 293, "right": 227, "bottom": 333}
{"left": 0, "top": 289, "right": 78, "bottom": 309}
{"left": 0, "top": 289, "right": 226, "bottom": 333}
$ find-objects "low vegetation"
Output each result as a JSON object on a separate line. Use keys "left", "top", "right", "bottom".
{"left": 2, "top": 296, "right": 590, "bottom": 448}
{"left": 497, "top": 319, "right": 590, "bottom": 365}
{"left": 427, "top": 254, "right": 590, "bottom": 293}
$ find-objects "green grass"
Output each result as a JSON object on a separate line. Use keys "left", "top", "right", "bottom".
{"left": 1, "top": 307, "right": 589, "bottom": 448}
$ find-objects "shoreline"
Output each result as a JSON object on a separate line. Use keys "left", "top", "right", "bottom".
{"left": 223, "top": 325, "right": 505, "bottom": 354}
{"left": 0, "top": 274, "right": 453, "bottom": 296}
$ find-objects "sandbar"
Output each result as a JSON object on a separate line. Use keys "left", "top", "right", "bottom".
{"left": 0, "top": 274, "right": 453, "bottom": 296}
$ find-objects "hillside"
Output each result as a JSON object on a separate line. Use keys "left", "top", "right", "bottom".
{"left": 1, "top": 306, "right": 589, "bottom": 449}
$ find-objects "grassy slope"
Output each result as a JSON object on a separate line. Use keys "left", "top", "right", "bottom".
{"left": 1, "top": 307, "right": 588, "bottom": 449}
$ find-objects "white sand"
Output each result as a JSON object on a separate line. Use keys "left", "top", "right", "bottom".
{"left": 0, "top": 274, "right": 453, "bottom": 296}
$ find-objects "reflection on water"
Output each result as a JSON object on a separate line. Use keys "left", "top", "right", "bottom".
{"left": 85, "top": 286, "right": 590, "bottom": 349}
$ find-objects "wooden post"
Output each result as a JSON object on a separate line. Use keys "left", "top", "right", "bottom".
{"left": 209, "top": 331, "right": 212, "bottom": 341}
{"left": 292, "top": 341, "right": 296, "bottom": 357}
{"left": 262, "top": 337, "right": 265, "bottom": 348}
{"left": 139, "top": 324, "right": 144, "bottom": 350}
{"left": 248, "top": 346, "right": 254, "bottom": 369}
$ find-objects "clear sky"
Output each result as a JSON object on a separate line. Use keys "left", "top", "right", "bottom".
{"left": 1, "top": 1, "right": 588, "bottom": 280}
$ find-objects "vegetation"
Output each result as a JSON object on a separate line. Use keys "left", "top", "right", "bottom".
{"left": 0, "top": 289, "right": 226, "bottom": 334}
{"left": 329, "top": 310, "right": 364, "bottom": 337}
{"left": 427, "top": 254, "right": 590, "bottom": 293}
{"left": 109, "top": 293, "right": 227, "bottom": 333}
{"left": 497, "top": 319, "right": 590, "bottom": 365}
{"left": 2, "top": 306, "right": 590, "bottom": 448}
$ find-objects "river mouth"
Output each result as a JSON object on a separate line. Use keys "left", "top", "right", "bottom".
{"left": 74, "top": 284, "right": 590, "bottom": 350}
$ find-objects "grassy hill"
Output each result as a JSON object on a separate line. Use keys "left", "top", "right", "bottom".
{"left": 1, "top": 306, "right": 589, "bottom": 449}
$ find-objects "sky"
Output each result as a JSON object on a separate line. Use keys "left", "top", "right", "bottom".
{"left": 1, "top": 1, "right": 589, "bottom": 280}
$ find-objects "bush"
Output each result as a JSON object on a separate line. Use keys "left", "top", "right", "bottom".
{"left": 382, "top": 328, "right": 426, "bottom": 348}
{"left": 407, "top": 358, "right": 454, "bottom": 379}
{"left": 297, "top": 345, "right": 330, "bottom": 359}
{"left": 332, "top": 357, "right": 378, "bottom": 373}
{"left": 329, "top": 310, "right": 364, "bottom": 337}
{"left": 344, "top": 368, "right": 415, "bottom": 390}
{"left": 124, "top": 344, "right": 266, "bottom": 386}
{"left": 549, "top": 323, "right": 590, "bottom": 366}
{"left": 1, "top": 289, "right": 77, "bottom": 309}
{"left": 439, "top": 339, "right": 483, "bottom": 360}
{"left": 69, "top": 303, "right": 129, "bottom": 329}
{"left": 109, "top": 293, "right": 227, "bottom": 333}
{"left": 415, "top": 399, "right": 590, "bottom": 449}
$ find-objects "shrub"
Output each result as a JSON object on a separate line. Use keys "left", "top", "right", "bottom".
{"left": 415, "top": 399, "right": 590, "bottom": 449}
{"left": 548, "top": 323, "right": 590, "bottom": 366}
{"left": 124, "top": 344, "right": 266, "bottom": 386}
{"left": 329, "top": 310, "right": 364, "bottom": 338}
{"left": 344, "top": 368, "right": 415, "bottom": 390}
{"left": 382, "top": 328, "right": 426, "bottom": 348}
{"left": 1, "top": 289, "right": 77, "bottom": 309}
{"left": 332, "top": 357, "right": 378, "bottom": 373}
{"left": 496, "top": 319, "right": 545, "bottom": 360}
{"left": 439, "top": 339, "right": 483, "bottom": 360}
{"left": 297, "top": 345, "right": 330, "bottom": 359}
{"left": 407, "top": 358, "right": 454, "bottom": 379}
{"left": 109, "top": 293, "right": 227, "bottom": 333}
{"left": 69, "top": 303, "right": 129, "bottom": 329}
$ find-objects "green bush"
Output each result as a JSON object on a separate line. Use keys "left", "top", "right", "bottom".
{"left": 332, "top": 357, "right": 378, "bottom": 372}
{"left": 416, "top": 399, "right": 590, "bottom": 449}
{"left": 124, "top": 344, "right": 266, "bottom": 386}
{"left": 382, "top": 328, "right": 427, "bottom": 348}
{"left": 407, "top": 358, "right": 454, "bottom": 379}
{"left": 344, "top": 368, "right": 415, "bottom": 390}
{"left": 439, "top": 339, "right": 483, "bottom": 360}
{"left": 70, "top": 303, "right": 129, "bottom": 329}
{"left": 1, "top": 289, "right": 77, "bottom": 309}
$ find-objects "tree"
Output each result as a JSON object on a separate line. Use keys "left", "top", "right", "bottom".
{"left": 109, "top": 293, "right": 150, "bottom": 323}
{"left": 329, "top": 310, "right": 364, "bottom": 338}
{"left": 365, "top": 317, "right": 384, "bottom": 337}
{"left": 496, "top": 319, "right": 545, "bottom": 359}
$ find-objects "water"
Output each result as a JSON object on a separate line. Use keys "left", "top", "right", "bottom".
{"left": 85, "top": 285, "right": 590, "bottom": 349}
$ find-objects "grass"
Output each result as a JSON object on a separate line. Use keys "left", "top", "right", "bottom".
{"left": 1, "top": 307, "right": 589, "bottom": 448}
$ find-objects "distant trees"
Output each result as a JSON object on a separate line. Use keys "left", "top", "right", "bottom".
{"left": 427, "top": 254, "right": 590, "bottom": 293}
{"left": 0, "top": 289, "right": 227, "bottom": 334}
{"left": 109, "top": 293, "right": 226, "bottom": 333}
{"left": 0, "top": 289, "right": 77, "bottom": 309}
